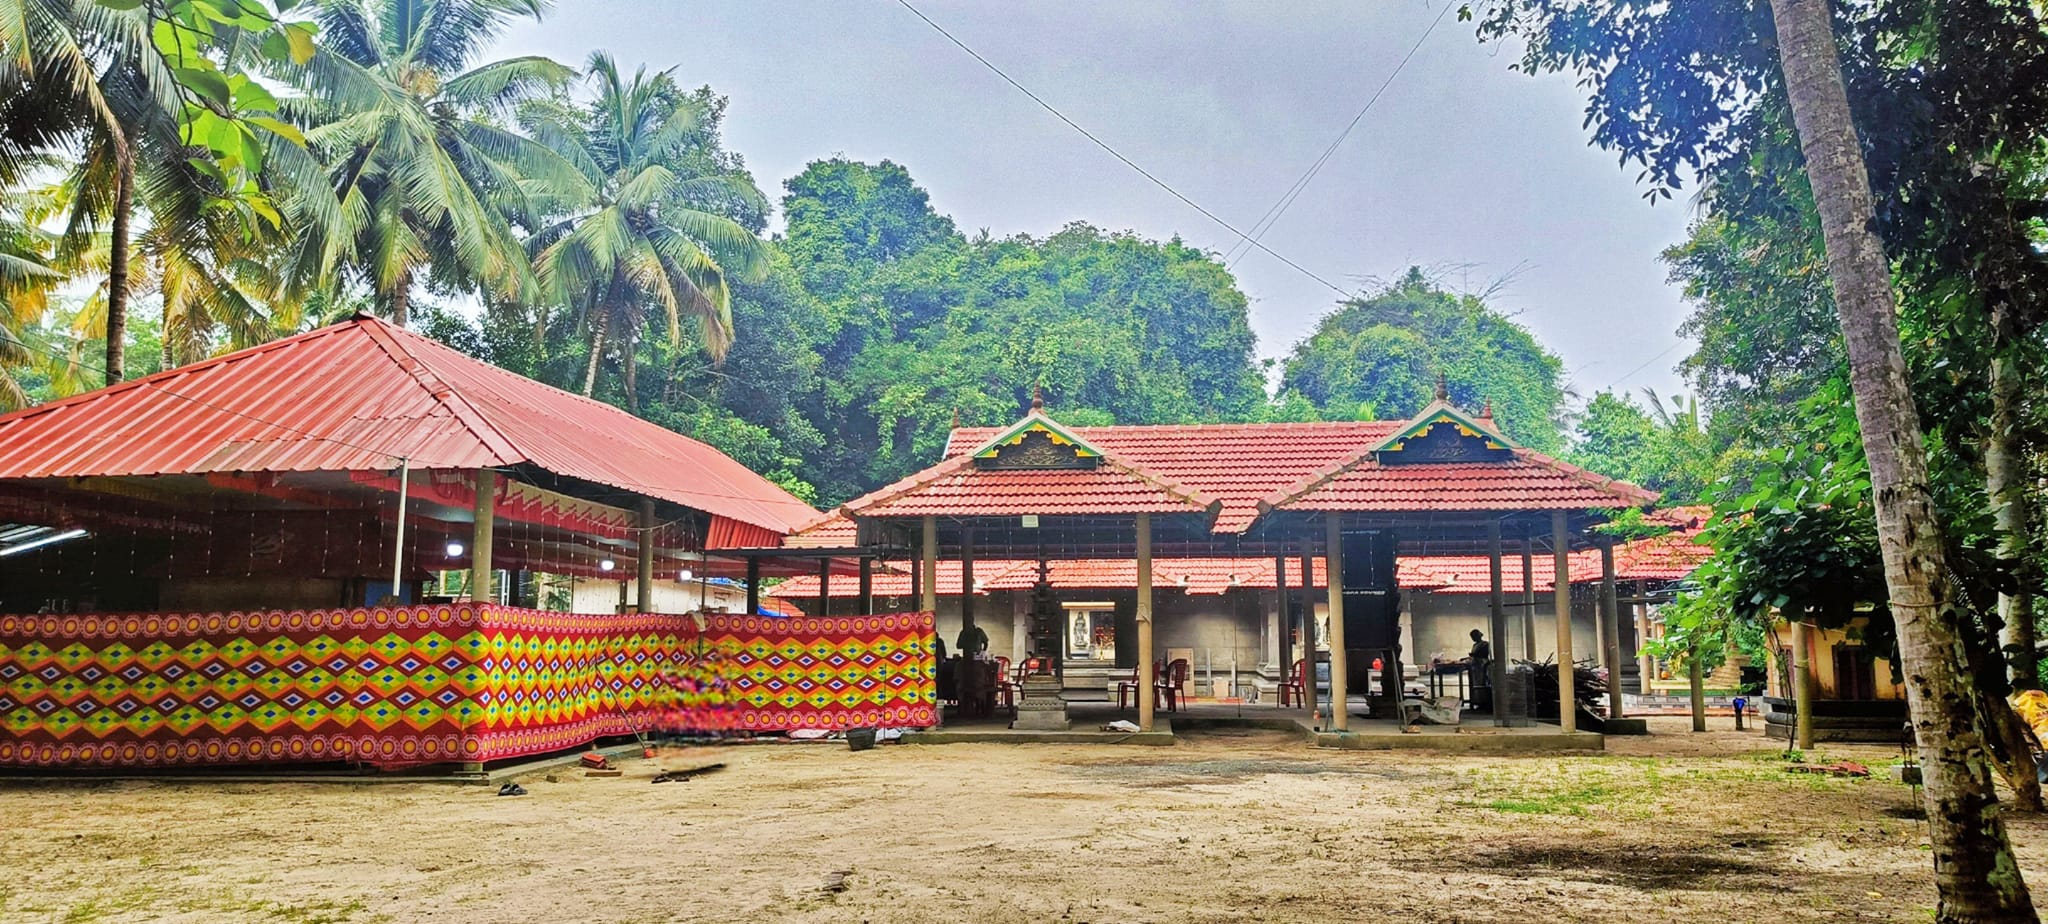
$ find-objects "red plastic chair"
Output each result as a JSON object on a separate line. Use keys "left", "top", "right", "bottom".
{"left": 994, "top": 656, "right": 1020, "bottom": 714}
{"left": 1115, "top": 663, "right": 1154, "bottom": 710}
{"left": 1278, "top": 658, "right": 1308, "bottom": 706}
{"left": 1156, "top": 658, "right": 1190, "bottom": 713}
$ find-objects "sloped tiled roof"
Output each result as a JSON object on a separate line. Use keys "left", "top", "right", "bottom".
{"left": 835, "top": 415, "right": 1223, "bottom": 521}
{"left": 1261, "top": 449, "right": 1660, "bottom": 513}
{"left": 944, "top": 421, "right": 1401, "bottom": 532}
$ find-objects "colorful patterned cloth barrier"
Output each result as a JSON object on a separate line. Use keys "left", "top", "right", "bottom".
{"left": 697, "top": 613, "right": 940, "bottom": 732}
{"left": 0, "top": 605, "right": 936, "bottom": 769}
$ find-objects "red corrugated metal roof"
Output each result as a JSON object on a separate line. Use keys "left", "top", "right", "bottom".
{"left": 0, "top": 316, "right": 820, "bottom": 537}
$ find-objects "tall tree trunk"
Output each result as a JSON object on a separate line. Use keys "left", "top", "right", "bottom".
{"left": 621, "top": 326, "right": 639, "bottom": 414}
{"left": 1988, "top": 314, "right": 2037, "bottom": 689}
{"left": 581, "top": 312, "right": 608, "bottom": 397}
{"left": 161, "top": 297, "right": 174, "bottom": 373}
{"left": 1767, "top": 0, "right": 2037, "bottom": 919}
{"left": 104, "top": 130, "right": 132, "bottom": 385}
{"left": 389, "top": 267, "right": 412, "bottom": 328}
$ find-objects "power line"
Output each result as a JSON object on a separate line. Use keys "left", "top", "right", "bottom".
{"left": 894, "top": 0, "right": 1357, "bottom": 299}
{"left": 1223, "top": 2, "right": 1454, "bottom": 268}
{"left": 1594, "top": 340, "right": 1688, "bottom": 394}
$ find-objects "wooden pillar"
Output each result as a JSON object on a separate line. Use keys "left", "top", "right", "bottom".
{"left": 745, "top": 557, "right": 761, "bottom": 616}
{"left": 1488, "top": 519, "right": 1507, "bottom": 723}
{"left": 919, "top": 516, "right": 938, "bottom": 615}
{"left": 1136, "top": 513, "right": 1155, "bottom": 732}
{"left": 1325, "top": 516, "right": 1348, "bottom": 732}
{"left": 817, "top": 558, "right": 831, "bottom": 617}
{"left": 960, "top": 528, "right": 976, "bottom": 632}
{"left": 470, "top": 469, "right": 495, "bottom": 604}
{"left": 1299, "top": 548, "right": 1316, "bottom": 719}
{"left": 1792, "top": 620, "right": 1814, "bottom": 749}
{"left": 858, "top": 556, "right": 874, "bottom": 616}
{"left": 1689, "top": 653, "right": 1708, "bottom": 732}
{"left": 1521, "top": 537, "right": 1537, "bottom": 660}
{"left": 635, "top": 497, "right": 655, "bottom": 614}
{"left": 1552, "top": 510, "right": 1575, "bottom": 734}
{"left": 1600, "top": 540, "right": 1622, "bottom": 720}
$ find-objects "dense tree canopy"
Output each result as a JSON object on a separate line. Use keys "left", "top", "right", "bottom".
{"left": 1280, "top": 267, "right": 1566, "bottom": 451}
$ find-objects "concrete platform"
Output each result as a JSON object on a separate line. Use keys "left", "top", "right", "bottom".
{"left": 901, "top": 719, "right": 1175, "bottom": 746}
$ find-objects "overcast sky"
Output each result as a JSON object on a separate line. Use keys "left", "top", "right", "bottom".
{"left": 497, "top": 0, "right": 1698, "bottom": 404}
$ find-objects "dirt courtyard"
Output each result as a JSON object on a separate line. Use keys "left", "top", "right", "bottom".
{"left": 2, "top": 717, "right": 2042, "bottom": 923}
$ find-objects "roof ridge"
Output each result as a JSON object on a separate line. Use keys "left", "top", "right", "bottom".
{"left": 1256, "top": 441, "right": 1380, "bottom": 513}
{"left": 1084, "top": 440, "right": 1225, "bottom": 519}
{"left": 355, "top": 319, "right": 524, "bottom": 465}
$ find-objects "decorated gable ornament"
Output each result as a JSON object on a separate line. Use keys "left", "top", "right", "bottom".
{"left": 1373, "top": 403, "right": 1514, "bottom": 465}
{"left": 971, "top": 415, "right": 1103, "bottom": 470}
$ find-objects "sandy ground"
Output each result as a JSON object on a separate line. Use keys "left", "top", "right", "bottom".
{"left": 2, "top": 717, "right": 2042, "bottom": 924}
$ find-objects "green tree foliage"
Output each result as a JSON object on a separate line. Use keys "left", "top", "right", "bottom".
{"left": 519, "top": 52, "right": 769, "bottom": 404}
{"left": 1568, "top": 388, "right": 1717, "bottom": 503}
{"left": 1279, "top": 267, "right": 1565, "bottom": 450}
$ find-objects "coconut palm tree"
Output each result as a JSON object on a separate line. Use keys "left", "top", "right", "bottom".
{"left": 520, "top": 52, "right": 768, "bottom": 407}
{"left": 0, "top": 0, "right": 185, "bottom": 384}
{"left": 279, "top": 0, "right": 579, "bottom": 325}
{"left": 1767, "top": 0, "right": 2036, "bottom": 918}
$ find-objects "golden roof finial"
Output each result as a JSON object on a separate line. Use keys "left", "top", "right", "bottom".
{"left": 1031, "top": 385, "right": 1046, "bottom": 412}
{"left": 1435, "top": 371, "right": 1449, "bottom": 402}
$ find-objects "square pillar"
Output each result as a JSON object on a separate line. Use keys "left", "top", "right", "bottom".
{"left": 919, "top": 516, "right": 938, "bottom": 615}
{"left": 1324, "top": 516, "right": 1348, "bottom": 732}
{"left": 1136, "top": 513, "right": 1155, "bottom": 731}
{"left": 470, "top": 469, "right": 495, "bottom": 604}
{"left": 858, "top": 557, "right": 875, "bottom": 616}
{"left": 817, "top": 558, "right": 831, "bottom": 617}
{"left": 1299, "top": 549, "right": 1316, "bottom": 719}
{"left": 745, "top": 557, "right": 761, "bottom": 616}
{"left": 1488, "top": 519, "right": 1507, "bottom": 724}
{"left": 960, "top": 528, "right": 976, "bottom": 633}
{"left": 1521, "top": 538, "right": 1536, "bottom": 660}
{"left": 1599, "top": 540, "right": 1622, "bottom": 719}
{"left": 1552, "top": 510, "right": 1576, "bottom": 733}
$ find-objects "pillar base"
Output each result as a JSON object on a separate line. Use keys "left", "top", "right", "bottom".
{"left": 1011, "top": 674, "right": 1070, "bottom": 731}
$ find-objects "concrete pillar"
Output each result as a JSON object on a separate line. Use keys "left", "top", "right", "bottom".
{"left": 1488, "top": 519, "right": 1507, "bottom": 724}
{"left": 635, "top": 497, "right": 655, "bottom": 614}
{"left": 817, "top": 558, "right": 831, "bottom": 617}
{"left": 1299, "top": 548, "right": 1316, "bottom": 719}
{"left": 1793, "top": 620, "right": 1814, "bottom": 749}
{"left": 745, "top": 557, "right": 761, "bottom": 616}
{"left": 1636, "top": 598, "right": 1655, "bottom": 695}
{"left": 1552, "top": 510, "right": 1575, "bottom": 734}
{"left": 1272, "top": 555, "right": 1290, "bottom": 694}
{"left": 858, "top": 556, "right": 874, "bottom": 616}
{"left": 470, "top": 469, "right": 495, "bottom": 605}
{"left": 1600, "top": 541, "right": 1622, "bottom": 719}
{"left": 1325, "top": 516, "right": 1348, "bottom": 732}
{"left": 919, "top": 516, "right": 937, "bottom": 615}
{"left": 1136, "top": 513, "right": 1155, "bottom": 732}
